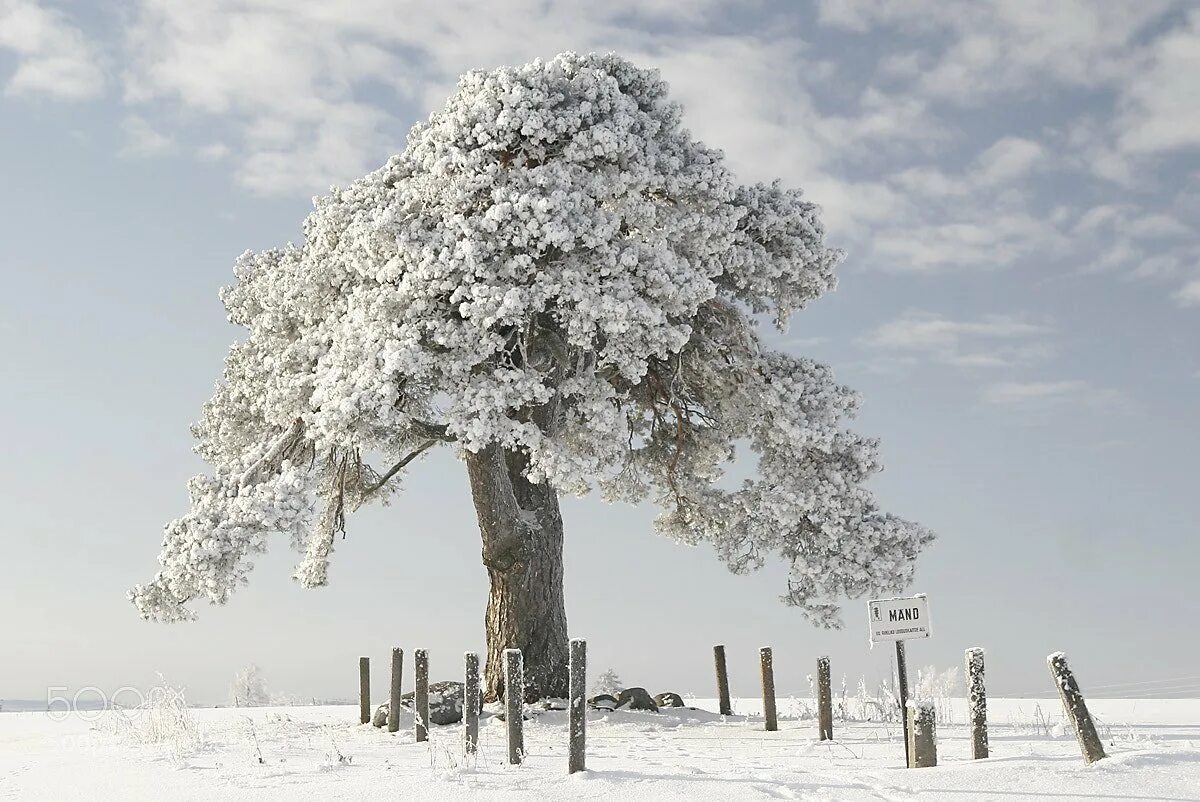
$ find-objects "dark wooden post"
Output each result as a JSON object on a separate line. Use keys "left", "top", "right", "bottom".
{"left": 504, "top": 648, "right": 525, "bottom": 764}
{"left": 760, "top": 647, "right": 778, "bottom": 732}
{"left": 388, "top": 648, "right": 404, "bottom": 733}
{"left": 896, "top": 641, "right": 910, "bottom": 767}
{"left": 714, "top": 644, "right": 732, "bottom": 716}
{"left": 817, "top": 656, "right": 833, "bottom": 741}
{"left": 1047, "top": 652, "right": 1106, "bottom": 764}
{"left": 907, "top": 702, "right": 937, "bottom": 768}
{"left": 359, "top": 656, "right": 370, "bottom": 725}
{"left": 414, "top": 648, "right": 429, "bottom": 743}
{"left": 965, "top": 647, "right": 988, "bottom": 759}
{"left": 464, "top": 652, "right": 480, "bottom": 756}
{"left": 568, "top": 638, "right": 587, "bottom": 774}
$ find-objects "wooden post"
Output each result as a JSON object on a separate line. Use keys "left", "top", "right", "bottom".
{"left": 760, "top": 647, "right": 778, "bottom": 732}
{"left": 896, "top": 641, "right": 910, "bottom": 767}
{"left": 817, "top": 656, "right": 833, "bottom": 741}
{"left": 504, "top": 648, "right": 525, "bottom": 764}
{"left": 464, "top": 652, "right": 480, "bottom": 756}
{"left": 414, "top": 648, "right": 429, "bottom": 743}
{"left": 1047, "top": 651, "right": 1106, "bottom": 764}
{"left": 359, "top": 656, "right": 370, "bottom": 725}
{"left": 568, "top": 638, "right": 587, "bottom": 774}
{"left": 907, "top": 702, "right": 937, "bottom": 768}
{"left": 965, "top": 647, "right": 988, "bottom": 759}
{"left": 388, "top": 648, "right": 404, "bottom": 733}
{"left": 714, "top": 644, "right": 732, "bottom": 716}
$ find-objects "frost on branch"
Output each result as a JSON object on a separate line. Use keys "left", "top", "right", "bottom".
{"left": 131, "top": 52, "right": 931, "bottom": 624}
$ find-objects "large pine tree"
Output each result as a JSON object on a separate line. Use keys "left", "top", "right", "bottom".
{"left": 132, "top": 52, "right": 932, "bottom": 701}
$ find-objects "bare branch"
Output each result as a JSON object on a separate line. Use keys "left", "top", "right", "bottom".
{"left": 363, "top": 439, "right": 439, "bottom": 496}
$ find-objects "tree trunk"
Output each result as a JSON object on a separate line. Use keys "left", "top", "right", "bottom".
{"left": 466, "top": 443, "right": 569, "bottom": 702}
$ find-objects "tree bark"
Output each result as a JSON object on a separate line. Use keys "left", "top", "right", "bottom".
{"left": 466, "top": 443, "right": 569, "bottom": 702}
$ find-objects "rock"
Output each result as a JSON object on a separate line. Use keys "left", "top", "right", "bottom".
{"left": 539, "top": 698, "right": 569, "bottom": 711}
{"left": 616, "top": 687, "right": 659, "bottom": 712}
{"left": 654, "top": 692, "right": 685, "bottom": 709}
{"left": 588, "top": 693, "right": 619, "bottom": 711}
{"left": 377, "top": 681, "right": 465, "bottom": 726}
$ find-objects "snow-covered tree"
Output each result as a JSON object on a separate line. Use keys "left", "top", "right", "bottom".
{"left": 592, "top": 668, "right": 624, "bottom": 697}
{"left": 230, "top": 664, "right": 270, "bottom": 708}
{"left": 131, "top": 52, "right": 932, "bottom": 701}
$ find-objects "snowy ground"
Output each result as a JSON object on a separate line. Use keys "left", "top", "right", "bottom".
{"left": 2, "top": 697, "right": 1199, "bottom": 800}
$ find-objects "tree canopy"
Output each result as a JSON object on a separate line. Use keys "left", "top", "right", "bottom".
{"left": 131, "top": 52, "right": 931, "bottom": 627}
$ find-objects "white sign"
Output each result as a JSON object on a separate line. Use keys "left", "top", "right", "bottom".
{"left": 868, "top": 595, "right": 931, "bottom": 644}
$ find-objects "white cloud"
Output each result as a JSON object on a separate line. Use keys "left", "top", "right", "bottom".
{"left": 120, "top": 114, "right": 172, "bottom": 157}
{"left": 973, "top": 137, "right": 1044, "bottom": 186}
{"left": 817, "top": 0, "right": 1176, "bottom": 102}
{"left": 0, "top": 0, "right": 104, "bottom": 100}
{"left": 1117, "top": 9, "right": 1200, "bottom": 155}
{"left": 982, "top": 379, "right": 1087, "bottom": 405}
{"left": 63, "top": 0, "right": 1193, "bottom": 313}
{"left": 1174, "top": 279, "right": 1200, "bottom": 307}
{"left": 197, "top": 142, "right": 231, "bottom": 162}
{"left": 871, "top": 210, "right": 1066, "bottom": 273}
{"left": 861, "top": 310, "right": 1052, "bottom": 368}
{"left": 981, "top": 379, "right": 1127, "bottom": 411}
{"left": 115, "top": 0, "right": 949, "bottom": 204}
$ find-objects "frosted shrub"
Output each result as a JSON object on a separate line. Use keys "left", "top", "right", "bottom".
{"left": 851, "top": 677, "right": 900, "bottom": 723}
{"left": 100, "top": 678, "right": 202, "bottom": 763}
{"left": 915, "top": 665, "right": 961, "bottom": 724}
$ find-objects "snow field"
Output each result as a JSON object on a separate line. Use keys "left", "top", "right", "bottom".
{"left": 2, "top": 697, "right": 1200, "bottom": 800}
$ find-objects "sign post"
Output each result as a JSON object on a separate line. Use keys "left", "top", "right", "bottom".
{"left": 896, "top": 641, "right": 909, "bottom": 766}
{"left": 868, "top": 595, "right": 931, "bottom": 768}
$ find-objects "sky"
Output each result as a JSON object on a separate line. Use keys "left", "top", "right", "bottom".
{"left": 1, "top": 0, "right": 1198, "bottom": 707}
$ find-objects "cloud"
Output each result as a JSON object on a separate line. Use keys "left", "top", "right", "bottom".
{"left": 120, "top": 114, "right": 173, "bottom": 157}
{"left": 981, "top": 379, "right": 1126, "bottom": 411}
{"left": 861, "top": 310, "right": 1053, "bottom": 368}
{"left": 816, "top": 0, "right": 1176, "bottom": 102}
{"left": 973, "top": 137, "right": 1044, "bottom": 186}
{"left": 118, "top": 1, "right": 793, "bottom": 195}
{"left": 0, "top": 0, "right": 104, "bottom": 100}
{"left": 115, "top": 0, "right": 947, "bottom": 205}
{"left": 1116, "top": 9, "right": 1200, "bottom": 156}
{"left": 197, "top": 142, "right": 230, "bottom": 162}
{"left": 23, "top": 0, "right": 1183, "bottom": 312}
{"left": 1175, "top": 279, "right": 1200, "bottom": 307}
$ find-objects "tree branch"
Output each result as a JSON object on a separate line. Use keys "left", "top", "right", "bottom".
{"left": 363, "top": 439, "right": 439, "bottom": 496}
{"left": 238, "top": 418, "right": 305, "bottom": 488}
{"left": 411, "top": 420, "right": 456, "bottom": 442}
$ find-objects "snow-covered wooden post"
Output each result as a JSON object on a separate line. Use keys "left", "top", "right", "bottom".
{"left": 414, "top": 648, "right": 429, "bottom": 743}
{"left": 359, "top": 656, "right": 370, "bottom": 725}
{"left": 714, "top": 645, "right": 732, "bottom": 716}
{"left": 1047, "top": 651, "right": 1106, "bottom": 764}
{"left": 568, "top": 638, "right": 587, "bottom": 774}
{"left": 965, "top": 647, "right": 988, "bottom": 759}
{"left": 464, "top": 652, "right": 480, "bottom": 756}
{"left": 817, "top": 656, "right": 833, "bottom": 741}
{"left": 760, "top": 647, "right": 778, "bottom": 732}
{"left": 388, "top": 648, "right": 404, "bottom": 733}
{"left": 504, "top": 648, "right": 525, "bottom": 764}
{"left": 907, "top": 702, "right": 937, "bottom": 768}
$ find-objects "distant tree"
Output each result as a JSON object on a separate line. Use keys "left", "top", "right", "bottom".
{"left": 131, "top": 52, "right": 932, "bottom": 702}
{"left": 230, "top": 664, "right": 270, "bottom": 708}
{"left": 592, "top": 668, "right": 624, "bottom": 697}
